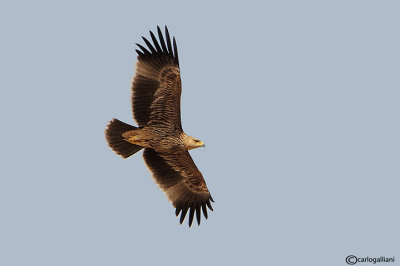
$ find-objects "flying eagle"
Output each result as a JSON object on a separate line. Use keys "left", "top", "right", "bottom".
{"left": 105, "top": 26, "right": 214, "bottom": 227}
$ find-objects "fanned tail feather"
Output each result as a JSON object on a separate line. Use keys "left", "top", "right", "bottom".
{"left": 105, "top": 119, "right": 143, "bottom": 158}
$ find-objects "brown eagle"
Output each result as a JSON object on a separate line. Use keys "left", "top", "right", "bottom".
{"left": 105, "top": 26, "right": 214, "bottom": 227}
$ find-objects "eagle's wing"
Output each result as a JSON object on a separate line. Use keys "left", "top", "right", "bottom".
{"left": 143, "top": 148, "right": 214, "bottom": 227}
{"left": 132, "top": 26, "right": 182, "bottom": 132}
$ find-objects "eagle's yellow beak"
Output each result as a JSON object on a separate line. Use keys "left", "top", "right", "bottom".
{"left": 198, "top": 141, "right": 205, "bottom": 147}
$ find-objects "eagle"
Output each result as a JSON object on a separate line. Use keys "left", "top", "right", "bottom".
{"left": 105, "top": 26, "right": 214, "bottom": 227}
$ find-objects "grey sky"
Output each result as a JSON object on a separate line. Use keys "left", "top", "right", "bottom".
{"left": 1, "top": 1, "right": 399, "bottom": 265}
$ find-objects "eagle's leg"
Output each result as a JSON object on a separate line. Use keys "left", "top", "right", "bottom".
{"left": 122, "top": 128, "right": 150, "bottom": 147}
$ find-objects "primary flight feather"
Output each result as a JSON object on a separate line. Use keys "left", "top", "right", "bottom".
{"left": 105, "top": 26, "right": 214, "bottom": 227}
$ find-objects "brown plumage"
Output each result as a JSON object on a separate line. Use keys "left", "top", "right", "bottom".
{"left": 105, "top": 26, "right": 213, "bottom": 227}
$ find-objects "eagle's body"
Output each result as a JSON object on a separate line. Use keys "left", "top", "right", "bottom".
{"left": 105, "top": 26, "right": 213, "bottom": 227}
{"left": 123, "top": 129, "right": 199, "bottom": 153}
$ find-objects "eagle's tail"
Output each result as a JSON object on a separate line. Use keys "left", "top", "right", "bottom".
{"left": 105, "top": 118, "right": 143, "bottom": 158}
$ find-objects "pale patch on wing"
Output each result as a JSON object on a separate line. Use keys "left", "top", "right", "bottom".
{"left": 135, "top": 60, "right": 161, "bottom": 81}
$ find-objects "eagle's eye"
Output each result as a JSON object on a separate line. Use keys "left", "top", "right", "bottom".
{"left": 194, "top": 140, "right": 200, "bottom": 143}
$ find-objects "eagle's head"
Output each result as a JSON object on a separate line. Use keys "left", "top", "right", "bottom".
{"left": 182, "top": 134, "right": 205, "bottom": 150}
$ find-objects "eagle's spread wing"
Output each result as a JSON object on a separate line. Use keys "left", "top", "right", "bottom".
{"left": 143, "top": 148, "right": 214, "bottom": 227}
{"left": 132, "top": 26, "right": 182, "bottom": 132}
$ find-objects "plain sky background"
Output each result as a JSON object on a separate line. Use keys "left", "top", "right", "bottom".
{"left": 1, "top": 1, "right": 399, "bottom": 265}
